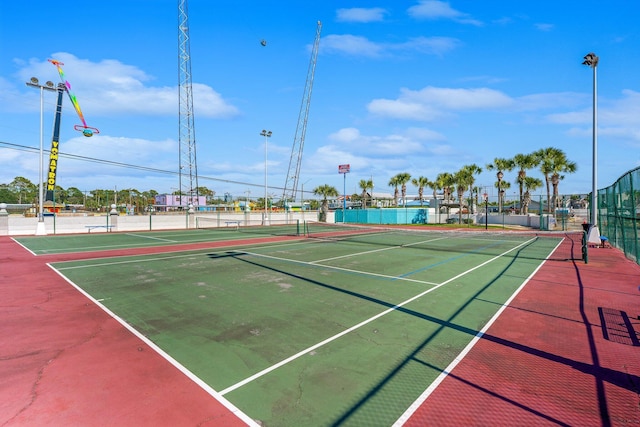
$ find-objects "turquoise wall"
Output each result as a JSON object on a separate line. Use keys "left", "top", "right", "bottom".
{"left": 334, "top": 208, "right": 428, "bottom": 224}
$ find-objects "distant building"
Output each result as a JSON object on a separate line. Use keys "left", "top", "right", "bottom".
{"left": 154, "top": 194, "right": 206, "bottom": 211}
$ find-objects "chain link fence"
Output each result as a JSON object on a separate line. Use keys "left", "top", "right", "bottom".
{"left": 597, "top": 165, "right": 640, "bottom": 265}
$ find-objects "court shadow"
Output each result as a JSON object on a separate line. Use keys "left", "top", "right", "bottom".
{"left": 218, "top": 234, "right": 636, "bottom": 426}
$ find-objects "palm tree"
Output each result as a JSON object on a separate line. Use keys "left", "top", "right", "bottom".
{"left": 535, "top": 147, "right": 558, "bottom": 213}
{"left": 472, "top": 185, "right": 481, "bottom": 211}
{"left": 411, "top": 176, "right": 430, "bottom": 206}
{"left": 358, "top": 179, "right": 368, "bottom": 209}
{"left": 313, "top": 184, "right": 339, "bottom": 222}
{"left": 435, "top": 172, "right": 454, "bottom": 214}
{"left": 534, "top": 147, "right": 577, "bottom": 212}
{"left": 388, "top": 176, "right": 400, "bottom": 207}
{"left": 486, "top": 157, "right": 515, "bottom": 213}
{"left": 393, "top": 172, "right": 412, "bottom": 207}
{"left": 550, "top": 156, "right": 577, "bottom": 211}
{"left": 388, "top": 176, "right": 400, "bottom": 206}
{"left": 461, "top": 164, "right": 482, "bottom": 214}
{"left": 494, "top": 180, "right": 511, "bottom": 211}
{"left": 512, "top": 153, "right": 539, "bottom": 213}
{"left": 428, "top": 178, "right": 441, "bottom": 208}
{"left": 522, "top": 176, "right": 543, "bottom": 215}
{"left": 358, "top": 178, "right": 373, "bottom": 209}
{"left": 453, "top": 168, "right": 474, "bottom": 224}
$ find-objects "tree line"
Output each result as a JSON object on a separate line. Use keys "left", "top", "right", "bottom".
{"left": 0, "top": 179, "right": 221, "bottom": 212}
{"left": 2, "top": 147, "right": 576, "bottom": 217}
{"left": 312, "top": 147, "right": 577, "bottom": 221}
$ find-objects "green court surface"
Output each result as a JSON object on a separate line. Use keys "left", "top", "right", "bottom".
{"left": 14, "top": 224, "right": 300, "bottom": 255}
{"left": 45, "top": 230, "right": 561, "bottom": 426}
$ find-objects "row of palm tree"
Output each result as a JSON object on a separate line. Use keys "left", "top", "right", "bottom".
{"left": 312, "top": 147, "right": 577, "bottom": 220}
{"left": 487, "top": 147, "right": 577, "bottom": 214}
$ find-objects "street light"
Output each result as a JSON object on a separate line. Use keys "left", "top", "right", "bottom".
{"left": 483, "top": 192, "right": 488, "bottom": 230}
{"left": 260, "top": 129, "right": 272, "bottom": 225}
{"left": 497, "top": 171, "right": 504, "bottom": 213}
{"left": 582, "top": 52, "right": 599, "bottom": 228}
{"left": 26, "top": 77, "right": 57, "bottom": 235}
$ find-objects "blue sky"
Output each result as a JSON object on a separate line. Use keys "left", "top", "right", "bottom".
{"left": 2, "top": 0, "right": 639, "bottom": 202}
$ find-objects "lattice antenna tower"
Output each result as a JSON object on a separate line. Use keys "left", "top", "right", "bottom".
{"left": 282, "top": 21, "right": 322, "bottom": 203}
{"left": 178, "top": 0, "right": 199, "bottom": 206}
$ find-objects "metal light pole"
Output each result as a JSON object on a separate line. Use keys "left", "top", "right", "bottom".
{"left": 26, "top": 77, "right": 56, "bottom": 235}
{"left": 582, "top": 53, "right": 599, "bottom": 227}
{"left": 483, "top": 192, "right": 488, "bottom": 230}
{"left": 497, "top": 171, "right": 504, "bottom": 213}
{"left": 260, "top": 130, "right": 272, "bottom": 225}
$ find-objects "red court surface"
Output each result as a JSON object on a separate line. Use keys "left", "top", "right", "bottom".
{"left": 1, "top": 232, "right": 639, "bottom": 426}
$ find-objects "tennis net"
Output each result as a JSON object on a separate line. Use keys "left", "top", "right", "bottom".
{"left": 303, "top": 221, "right": 548, "bottom": 254}
{"left": 196, "top": 217, "right": 300, "bottom": 236}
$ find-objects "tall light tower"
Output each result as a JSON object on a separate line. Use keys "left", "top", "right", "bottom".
{"left": 582, "top": 52, "right": 598, "bottom": 228}
{"left": 282, "top": 21, "right": 322, "bottom": 205}
{"left": 25, "top": 77, "right": 56, "bottom": 235}
{"left": 178, "top": 0, "right": 199, "bottom": 208}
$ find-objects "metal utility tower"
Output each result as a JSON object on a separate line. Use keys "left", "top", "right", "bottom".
{"left": 282, "top": 21, "right": 322, "bottom": 204}
{"left": 178, "top": 0, "right": 199, "bottom": 207}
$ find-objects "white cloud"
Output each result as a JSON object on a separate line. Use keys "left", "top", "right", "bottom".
{"left": 326, "top": 127, "right": 441, "bottom": 156}
{"left": 368, "top": 98, "right": 444, "bottom": 121}
{"left": 0, "top": 134, "right": 178, "bottom": 191}
{"left": 407, "top": 0, "right": 483, "bottom": 26}
{"left": 330, "top": 127, "right": 362, "bottom": 143}
{"left": 405, "top": 126, "right": 447, "bottom": 141}
{"left": 409, "top": 87, "right": 512, "bottom": 109}
{"left": 320, "top": 35, "right": 460, "bottom": 58}
{"left": 393, "top": 36, "right": 461, "bottom": 56}
{"left": 368, "top": 86, "right": 513, "bottom": 121}
{"left": 535, "top": 23, "right": 554, "bottom": 32}
{"left": 336, "top": 7, "right": 388, "bottom": 23}
{"left": 64, "top": 135, "right": 174, "bottom": 163}
{"left": 516, "top": 92, "right": 584, "bottom": 111}
{"left": 602, "top": 89, "right": 640, "bottom": 125}
{"left": 11, "top": 53, "right": 239, "bottom": 119}
{"left": 321, "top": 35, "right": 385, "bottom": 57}
{"left": 307, "top": 145, "right": 362, "bottom": 174}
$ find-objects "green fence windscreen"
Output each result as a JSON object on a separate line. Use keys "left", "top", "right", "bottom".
{"left": 596, "top": 165, "right": 640, "bottom": 265}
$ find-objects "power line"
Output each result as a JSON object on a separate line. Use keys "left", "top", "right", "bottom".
{"left": 0, "top": 140, "right": 276, "bottom": 191}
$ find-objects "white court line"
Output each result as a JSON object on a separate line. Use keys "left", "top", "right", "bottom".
{"left": 21, "top": 231, "right": 296, "bottom": 255}
{"left": 241, "top": 251, "right": 438, "bottom": 286}
{"left": 125, "top": 233, "right": 177, "bottom": 242}
{"left": 54, "top": 240, "right": 314, "bottom": 270}
{"left": 219, "top": 236, "right": 537, "bottom": 396}
{"left": 49, "top": 264, "right": 260, "bottom": 427}
{"left": 310, "top": 236, "right": 449, "bottom": 264}
{"left": 11, "top": 237, "right": 38, "bottom": 256}
{"left": 392, "top": 237, "right": 563, "bottom": 426}
{"left": 55, "top": 252, "right": 207, "bottom": 269}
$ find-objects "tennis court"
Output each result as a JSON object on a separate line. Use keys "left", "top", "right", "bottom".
{"left": 15, "top": 225, "right": 564, "bottom": 426}
{"left": 14, "top": 220, "right": 302, "bottom": 255}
